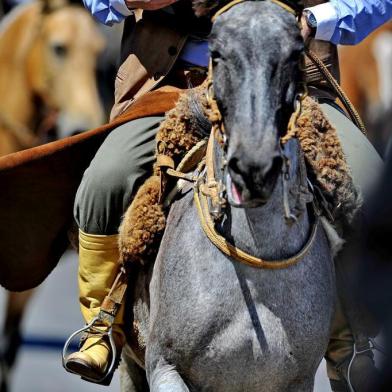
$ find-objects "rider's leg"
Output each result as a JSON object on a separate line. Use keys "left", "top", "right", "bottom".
{"left": 320, "top": 102, "right": 383, "bottom": 391}
{"left": 65, "top": 230, "right": 125, "bottom": 383}
{"left": 64, "top": 116, "right": 164, "bottom": 384}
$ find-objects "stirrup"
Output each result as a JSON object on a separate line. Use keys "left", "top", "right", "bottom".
{"left": 345, "top": 338, "right": 386, "bottom": 392}
{"left": 62, "top": 312, "right": 117, "bottom": 384}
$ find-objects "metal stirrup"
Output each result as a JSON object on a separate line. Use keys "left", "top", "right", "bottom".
{"left": 62, "top": 315, "right": 117, "bottom": 384}
{"left": 346, "top": 338, "right": 387, "bottom": 392}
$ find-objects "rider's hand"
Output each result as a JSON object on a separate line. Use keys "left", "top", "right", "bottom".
{"left": 300, "top": 15, "right": 312, "bottom": 42}
{"left": 125, "top": 0, "right": 178, "bottom": 11}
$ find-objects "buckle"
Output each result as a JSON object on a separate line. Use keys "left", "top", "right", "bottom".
{"left": 62, "top": 316, "right": 117, "bottom": 384}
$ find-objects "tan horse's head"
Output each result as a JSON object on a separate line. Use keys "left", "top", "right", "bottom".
{"left": 28, "top": 0, "right": 106, "bottom": 137}
{"left": 0, "top": 0, "right": 106, "bottom": 155}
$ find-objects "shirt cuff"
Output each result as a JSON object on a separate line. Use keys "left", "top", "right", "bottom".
{"left": 305, "top": 3, "right": 338, "bottom": 42}
{"left": 110, "top": 0, "right": 134, "bottom": 16}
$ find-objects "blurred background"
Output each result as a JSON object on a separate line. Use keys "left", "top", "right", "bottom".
{"left": 0, "top": 0, "right": 391, "bottom": 390}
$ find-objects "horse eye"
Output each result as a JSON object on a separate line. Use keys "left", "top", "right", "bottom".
{"left": 51, "top": 43, "right": 68, "bottom": 58}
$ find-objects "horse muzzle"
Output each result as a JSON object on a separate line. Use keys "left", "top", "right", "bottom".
{"left": 226, "top": 153, "right": 283, "bottom": 207}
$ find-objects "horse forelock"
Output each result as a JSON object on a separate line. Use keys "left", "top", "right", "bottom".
{"left": 188, "top": 88, "right": 212, "bottom": 137}
{"left": 41, "top": 0, "right": 68, "bottom": 14}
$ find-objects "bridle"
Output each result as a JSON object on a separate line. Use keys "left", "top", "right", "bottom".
{"left": 204, "top": 0, "right": 309, "bottom": 217}
{"left": 193, "top": 0, "right": 320, "bottom": 269}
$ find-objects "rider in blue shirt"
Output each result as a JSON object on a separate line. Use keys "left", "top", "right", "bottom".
{"left": 85, "top": 0, "right": 392, "bottom": 70}
{"left": 305, "top": 0, "right": 392, "bottom": 44}
{"left": 86, "top": 0, "right": 392, "bottom": 46}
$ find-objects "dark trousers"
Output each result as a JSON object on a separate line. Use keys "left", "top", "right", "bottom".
{"left": 74, "top": 116, "right": 164, "bottom": 235}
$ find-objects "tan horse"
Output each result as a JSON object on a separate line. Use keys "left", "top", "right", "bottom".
{"left": 0, "top": 0, "right": 106, "bottom": 156}
{"left": 340, "top": 22, "right": 392, "bottom": 154}
{"left": 0, "top": 2, "right": 106, "bottom": 388}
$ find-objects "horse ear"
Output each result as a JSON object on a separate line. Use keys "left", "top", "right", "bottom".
{"left": 41, "top": 0, "right": 68, "bottom": 13}
{"left": 192, "top": 0, "right": 221, "bottom": 17}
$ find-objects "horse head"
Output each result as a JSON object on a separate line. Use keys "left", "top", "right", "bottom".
{"left": 26, "top": 0, "right": 106, "bottom": 137}
{"left": 201, "top": 0, "right": 304, "bottom": 207}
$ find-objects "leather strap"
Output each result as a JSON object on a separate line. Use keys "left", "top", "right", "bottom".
{"left": 194, "top": 133, "right": 320, "bottom": 269}
{"left": 99, "top": 266, "right": 129, "bottom": 324}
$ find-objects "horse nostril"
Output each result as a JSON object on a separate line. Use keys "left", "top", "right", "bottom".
{"left": 228, "top": 154, "right": 283, "bottom": 193}
{"left": 228, "top": 157, "right": 241, "bottom": 176}
{"left": 264, "top": 155, "right": 283, "bottom": 181}
{"left": 228, "top": 157, "right": 245, "bottom": 188}
{"left": 228, "top": 157, "right": 245, "bottom": 180}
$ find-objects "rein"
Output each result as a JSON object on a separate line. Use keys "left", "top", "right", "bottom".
{"left": 193, "top": 132, "right": 320, "bottom": 270}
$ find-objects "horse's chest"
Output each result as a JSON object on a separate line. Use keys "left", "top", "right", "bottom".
{"left": 148, "top": 197, "right": 334, "bottom": 390}
{"left": 152, "top": 277, "right": 329, "bottom": 389}
{"left": 162, "top": 303, "right": 307, "bottom": 390}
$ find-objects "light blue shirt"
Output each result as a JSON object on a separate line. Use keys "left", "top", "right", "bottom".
{"left": 307, "top": 0, "right": 392, "bottom": 45}
{"left": 85, "top": 0, "right": 392, "bottom": 62}
{"left": 82, "top": 0, "right": 132, "bottom": 26}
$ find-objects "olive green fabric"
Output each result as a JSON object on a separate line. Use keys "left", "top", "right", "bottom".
{"left": 74, "top": 116, "right": 164, "bottom": 235}
{"left": 325, "top": 300, "right": 354, "bottom": 380}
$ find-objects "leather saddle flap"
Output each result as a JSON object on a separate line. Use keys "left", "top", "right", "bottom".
{"left": 0, "top": 89, "right": 180, "bottom": 291}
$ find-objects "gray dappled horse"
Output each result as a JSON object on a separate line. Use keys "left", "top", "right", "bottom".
{"left": 122, "top": 1, "right": 336, "bottom": 390}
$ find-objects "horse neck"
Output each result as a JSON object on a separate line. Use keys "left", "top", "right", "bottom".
{"left": 216, "top": 139, "right": 311, "bottom": 261}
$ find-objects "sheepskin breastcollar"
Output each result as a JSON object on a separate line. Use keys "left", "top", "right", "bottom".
{"left": 192, "top": 130, "right": 320, "bottom": 270}
{"left": 281, "top": 96, "right": 361, "bottom": 227}
{"left": 204, "top": 81, "right": 360, "bottom": 227}
{"left": 118, "top": 86, "right": 360, "bottom": 268}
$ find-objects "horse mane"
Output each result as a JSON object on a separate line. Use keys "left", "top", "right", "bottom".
{"left": 192, "top": 0, "right": 222, "bottom": 16}
{"left": 0, "top": 3, "right": 41, "bottom": 66}
{"left": 187, "top": 87, "right": 211, "bottom": 137}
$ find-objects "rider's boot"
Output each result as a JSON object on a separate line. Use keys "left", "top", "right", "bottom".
{"left": 326, "top": 302, "right": 380, "bottom": 392}
{"left": 64, "top": 230, "right": 125, "bottom": 385}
